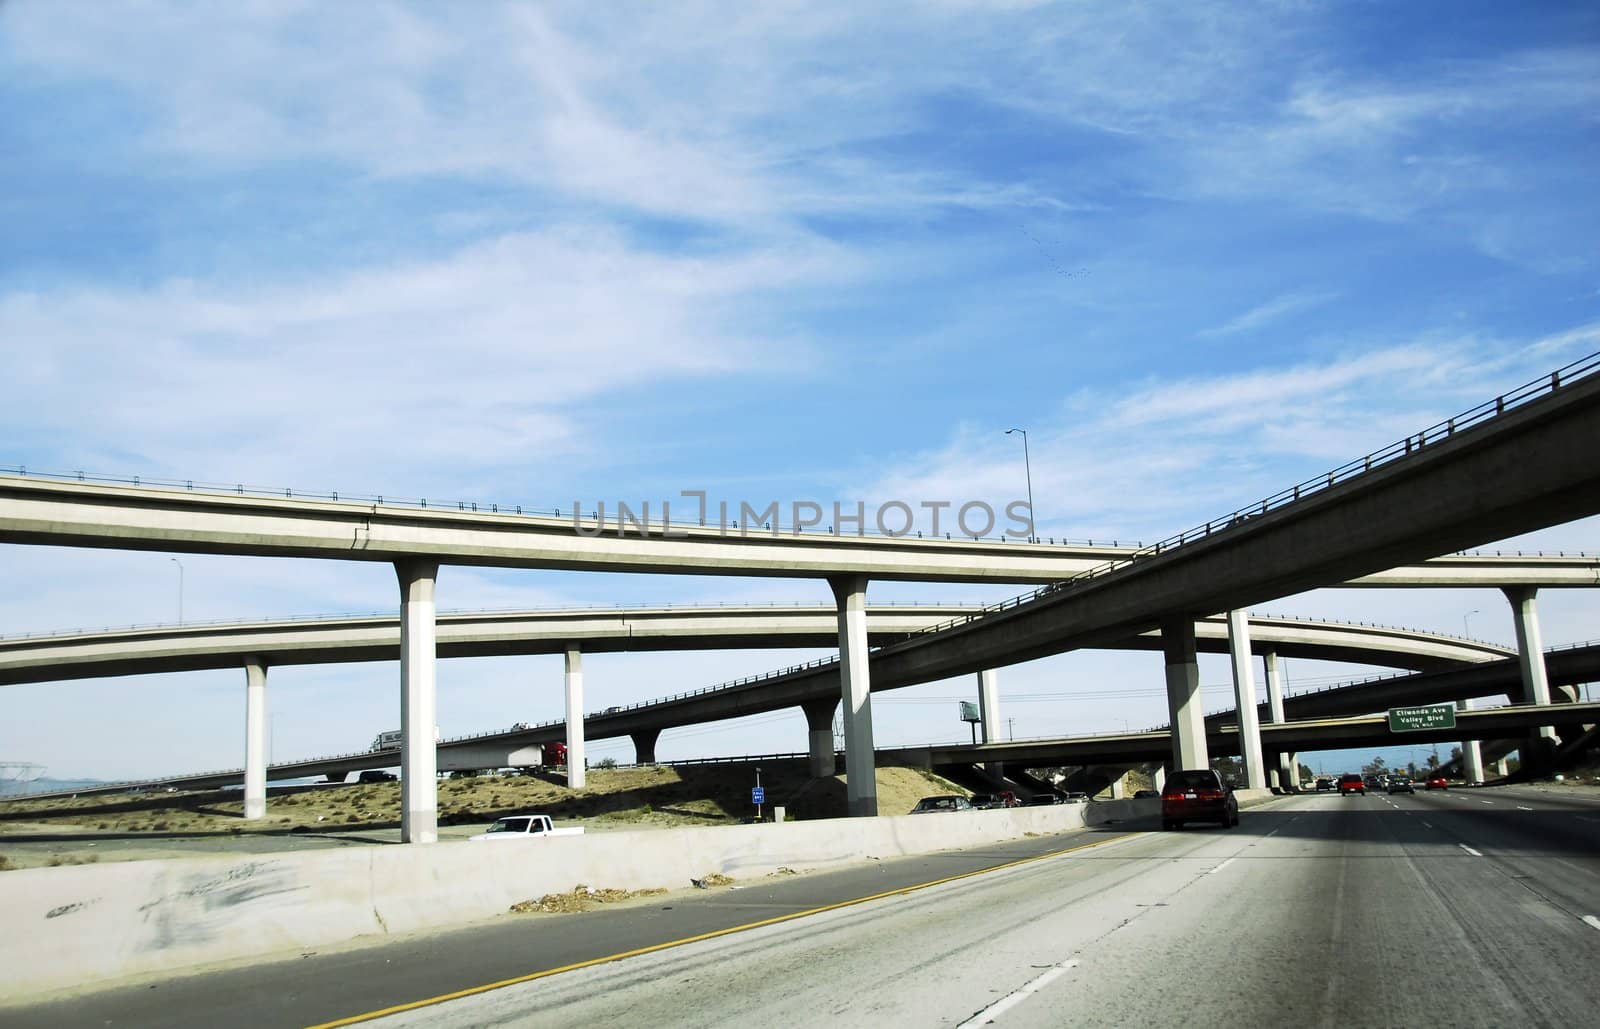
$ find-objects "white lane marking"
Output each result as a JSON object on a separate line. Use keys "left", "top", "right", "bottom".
{"left": 957, "top": 961, "right": 1077, "bottom": 1027}
{"left": 1264, "top": 829, "right": 1280, "bottom": 838}
{"left": 1480, "top": 800, "right": 1494, "bottom": 805}
{"left": 1516, "top": 806, "right": 1534, "bottom": 811}
{"left": 1583, "top": 916, "right": 1600, "bottom": 933}
{"left": 1459, "top": 844, "right": 1483, "bottom": 857}
{"left": 1207, "top": 858, "right": 1237, "bottom": 875}
{"left": 1421, "top": 822, "right": 1433, "bottom": 829}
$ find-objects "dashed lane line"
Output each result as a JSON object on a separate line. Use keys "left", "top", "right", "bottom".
{"left": 1583, "top": 916, "right": 1600, "bottom": 933}
{"left": 956, "top": 961, "right": 1078, "bottom": 1028}
{"left": 1207, "top": 858, "right": 1237, "bottom": 875}
{"left": 1459, "top": 844, "right": 1484, "bottom": 857}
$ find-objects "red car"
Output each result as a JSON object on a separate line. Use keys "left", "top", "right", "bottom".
{"left": 1162, "top": 769, "right": 1239, "bottom": 830}
{"left": 1338, "top": 773, "right": 1365, "bottom": 796}
{"left": 1425, "top": 775, "right": 1448, "bottom": 790}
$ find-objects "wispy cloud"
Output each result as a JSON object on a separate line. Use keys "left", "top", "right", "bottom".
{"left": 1198, "top": 291, "right": 1338, "bottom": 338}
{"left": 0, "top": 226, "right": 849, "bottom": 486}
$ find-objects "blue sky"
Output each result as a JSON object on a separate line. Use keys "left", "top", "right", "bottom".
{"left": 1, "top": 2, "right": 1597, "bottom": 782}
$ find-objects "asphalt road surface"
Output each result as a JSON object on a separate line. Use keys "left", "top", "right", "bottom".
{"left": 6, "top": 787, "right": 1598, "bottom": 1028}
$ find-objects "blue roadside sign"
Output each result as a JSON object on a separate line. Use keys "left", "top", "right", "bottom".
{"left": 752, "top": 786, "right": 765, "bottom": 805}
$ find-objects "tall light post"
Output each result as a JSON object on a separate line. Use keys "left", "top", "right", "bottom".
{"left": 1462, "top": 609, "right": 1480, "bottom": 638}
{"left": 169, "top": 557, "right": 184, "bottom": 624}
{"left": 1005, "top": 428, "right": 1036, "bottom": 541}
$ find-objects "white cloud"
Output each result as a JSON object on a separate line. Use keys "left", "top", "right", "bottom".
{"left": 0, "top": 226, "right": 847, "bottom": 487}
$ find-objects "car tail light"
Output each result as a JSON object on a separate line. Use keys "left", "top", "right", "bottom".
{"left": 1196, "top": 789, "right": 1222, "bottom": 800}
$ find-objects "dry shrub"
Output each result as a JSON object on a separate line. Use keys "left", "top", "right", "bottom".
{"left": 510, "top": 885, "right": 667, "bottom": 914}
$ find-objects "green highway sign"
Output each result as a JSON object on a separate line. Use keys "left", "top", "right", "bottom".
{"left": 1387, "top": 704, "right": 1457, "bottom": 732}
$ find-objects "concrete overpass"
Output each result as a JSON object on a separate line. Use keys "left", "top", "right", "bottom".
{"left": 888, "top": 700, "right": 1600, "bottom": 771}
{"left": 671, "top": 357, "right": 1600, "bottom": 812}
{"left": 5, "top": 352, "right": 1599, "bottom": 835}
{"left": 0, "top": 610, "right": 1515, "bottom": 801}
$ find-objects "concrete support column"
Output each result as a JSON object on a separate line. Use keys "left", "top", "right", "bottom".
{"left": 243, "top": 657, "right": 267, "bottom": 820}
{"left": 1152, "top": 766, "right": 1167, "bottom": 793}
{"left": 1162, "top": 617, "right": 1208, "bottom": 771}
{"left": 1263, "top": 651, "right": 1296, "bottom": 789}
{"left": 1458, "top": 699, "right": 1485, "bottom": 783}
{"left": 831, "top": 575, "right": 877, "bottom": 817}
{"left": 976, "top": 668, "right": 1005, "bottom": 781}
{"left": 1505, "top": 587, "right": 1554, "bottom": 720}
{"left": 977, "top": 669, "right": 1002, "bottom": 743}
{"left": 396, "top": 560, "right": 440, "bottom": 844}
{"left": 1226, "top": 610, "right": 1267, "bottom": 790}
{"left": 564, "top": 646, "right": 586, "bottom": 789}
{"left": 631, "top": 728, "right": 660, "bottom": 765}
{"left": 1492, "top": 757, "right": 1510, "bottom": 778}
{"left": 801, "top": 698, "right": 838, "bottom": 778}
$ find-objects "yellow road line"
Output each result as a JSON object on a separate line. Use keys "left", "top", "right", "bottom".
{"left": 304, "top": 831, "right": 1144, "bottom": 1028}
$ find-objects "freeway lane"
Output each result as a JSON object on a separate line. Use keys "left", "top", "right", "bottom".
{"left": 371, "top": 792, "right": 1598, "bottom": 1029}
{"left": 0, "top": 821, "right": 1150, "bottom": 1029}
{"left": 4, "top": 791, "right": 1596, "bottom": 1028}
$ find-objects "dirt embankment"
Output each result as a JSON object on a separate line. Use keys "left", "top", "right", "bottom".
{"left": 0, "top": 760, "right": 970, "bottom": 869}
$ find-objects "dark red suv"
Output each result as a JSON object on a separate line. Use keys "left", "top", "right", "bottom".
{"left": 1161, "top": 769, "right": 1239, "bottom": 830}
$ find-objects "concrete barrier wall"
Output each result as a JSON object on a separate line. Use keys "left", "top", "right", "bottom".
{"left": 0, "top": 803, "right": 1115, "bottom": 999}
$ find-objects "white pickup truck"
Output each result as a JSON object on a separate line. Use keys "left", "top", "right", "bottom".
{"left": 468, "top": 813, "right": 585, "bottom": 841}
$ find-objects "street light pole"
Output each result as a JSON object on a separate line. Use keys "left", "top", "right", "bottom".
{"left": 1005, "top": 428, "right": 1036, "bottom": 541}
{"left": 1463, "top": 609, "right": 1479, "bottom": 638}
{"left": 169, "top": 557, "right": 184, "bottom": 624}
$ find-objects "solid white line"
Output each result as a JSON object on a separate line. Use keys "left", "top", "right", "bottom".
{"left": 1517, "top": 806, "right": 1534, "bottom": 811}
{"left": 1583, "top": 916, "right": 1600, "bottom": 933}
{"left": 1459, "top": 844, "right": 1483, "bottom": 857}
{"left": 1480, "top": 800, "right": 1494, "bottom": 805}
{"left": 1207, "top": 858, "right": 1237, "bottom": 875}
{"left": 957, "top": 961, "right": 1077, "bottom": 1027}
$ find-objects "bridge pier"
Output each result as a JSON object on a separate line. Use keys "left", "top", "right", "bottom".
{"left": 1263, "top": 651, "right": 1299, "bottom": 790}
{"left": 631, "top": 727, "right": 660, "bottom": 765}
{"left": 565, "top": 646, "right": 586, "bottom": 788}
{"left": 396, "top": 560, "right": 440, "bottom": 844}
{"left": 801, "top": 698, "right": 838, "bottom": 777}
{"left": 1162, "top": 617, "right": 1208, "bottom": 770}
{"left": 831, "top": 575, "right": 878, "bottom": 816}
{"left": 1505, "top": 586, "right": 1555, "bottom": 773}
{"left": 977, "top": 668, "right": 1004, "bottom": 781}
{"left": 1459, "top": 699, "right": 1485, "bottom": 783}
{"left": 1226, "top": 611, "right": 1267, "bottom": 790}
{"left": 244, "top": 657, "right": 267, "bottom": 820}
